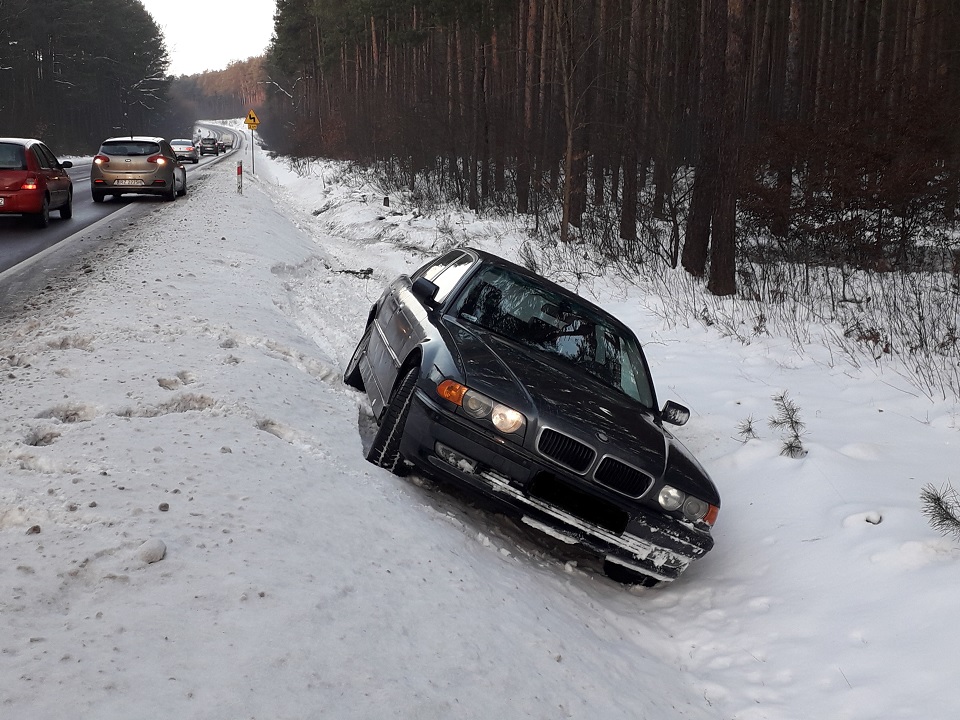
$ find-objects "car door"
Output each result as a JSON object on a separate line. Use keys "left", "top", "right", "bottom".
{"left": 365, "top": 251, "right": 476, "bottom": 418}
{"left": 363, "top": 280, "right": 408, "bottom": 415}
{"left": 32, "top": 144, "right": 67, "bottom": 207}
{"left": 163, "top": 140, "right": 186, "bottom": 191}
{"left": 395, "top": 250, "right": 476, "bottom": 361}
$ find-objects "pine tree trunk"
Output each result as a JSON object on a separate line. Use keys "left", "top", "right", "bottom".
{"left": 518, "top": 0, "right": 538, "bottom": 214}
{"left": 708, "top": 0, "right": 745, "bottom": 297}
{"left": 682, "top": 0, "right": 725, "bottom": 278}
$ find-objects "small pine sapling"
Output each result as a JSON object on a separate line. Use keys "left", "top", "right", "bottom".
{"left": 736, "top": 415, "right": 760, "bottom": 442}
{"left": 768, "top": 391, "right": 807, "bottom": 458}
{"left": 920, "top": 483, "right": 960, "bottom": 542}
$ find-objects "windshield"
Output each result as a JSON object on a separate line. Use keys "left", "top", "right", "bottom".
{"left": 452, "top": 266, "right": 655, "bottom": 407}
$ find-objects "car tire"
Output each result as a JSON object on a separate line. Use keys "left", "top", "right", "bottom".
{"left": 177, "top": 172, "right": 187, "bottom": 197}
{"left": 59, "top": 191, "right": 73, "bottom": 219}
{"left": 602, "top": 560, "right": 661, "bottom": 588}
{"left": 343, "top": 326, "right": 371, "bottom": 390}
{"left": 366, "top": 366, "right": 417, "bottom": 475}
{"left": 34, "top": 196, "right": 50, "bottom": 228}
{"left": 165, "top": 178, "right": 176, "bottom": 202}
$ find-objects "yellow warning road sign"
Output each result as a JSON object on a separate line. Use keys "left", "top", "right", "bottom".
{"left": 244, "top": 109, "right": 260, "bottom": 129}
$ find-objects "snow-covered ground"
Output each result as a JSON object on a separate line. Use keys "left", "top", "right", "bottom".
{"left": 1, "top": 123, "right": 957, "bottom": 719}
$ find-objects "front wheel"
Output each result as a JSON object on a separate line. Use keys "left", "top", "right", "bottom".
{"left": 366, "top": 366, "right": 418, "bottom": 475}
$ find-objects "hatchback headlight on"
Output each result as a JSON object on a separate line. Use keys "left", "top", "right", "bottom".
{"left": 437, "top": 380, "right": 526, "bottom": 436}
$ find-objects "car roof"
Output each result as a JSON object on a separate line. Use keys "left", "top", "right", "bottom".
{"left": 101, "top": 136, "right": 166, "bottom": 143}
{"left": 0, "top": 138, "right": 43, "bottom": 146}
{"left": 171, "top": 139, "right": 192, "bottom": 143}
{"left": 459, "top": 247, "right": 628, "bottom": 329}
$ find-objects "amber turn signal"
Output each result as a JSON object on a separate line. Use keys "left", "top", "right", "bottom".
{"left": 436, "top": 379, "right": 468, "bottom": 405}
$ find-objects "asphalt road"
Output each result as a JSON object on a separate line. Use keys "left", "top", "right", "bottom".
{"left": 0, "top": 128, "right": 240, "bottom": 313}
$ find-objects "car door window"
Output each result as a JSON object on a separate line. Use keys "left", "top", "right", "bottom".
{"left": 37, "top": 144, "right": 60, "bottom": 169}
{"left": 31, "top": 146, "right": 52, "bottom": 169}
{"left": 419, "top": 252, "right": 474, "bottom": 304}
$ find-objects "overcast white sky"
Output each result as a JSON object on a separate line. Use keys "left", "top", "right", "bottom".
{"left": 141, "top": 0, "right": 277, "bottom": 76}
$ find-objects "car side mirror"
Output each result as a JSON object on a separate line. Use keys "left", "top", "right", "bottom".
{"left": 411, "top": 277, "right": 440, "bottom": 306}
{"left": 61, "top": 160, "right": 73, "bottom": 169}
{"left": 660, "top": 400, "right": 690, "bottom": 426}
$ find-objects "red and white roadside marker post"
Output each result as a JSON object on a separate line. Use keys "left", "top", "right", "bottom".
{"left": 237, "top": 161, "right": 243, "bottom": 193}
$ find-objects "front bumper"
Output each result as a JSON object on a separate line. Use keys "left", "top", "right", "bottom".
{"left": 400, "top": 390, "right": 713, "bottom": 583}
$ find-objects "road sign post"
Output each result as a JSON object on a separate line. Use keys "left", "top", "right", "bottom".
{"left": 244, "top": 110, "right": 260, "bottom": 176}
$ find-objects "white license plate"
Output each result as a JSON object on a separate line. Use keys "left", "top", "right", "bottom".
{"left": 114, "top": 179, "right": 144, "bottom": 186}
{"left": 0, "top": 197, "right": 5, "bottom": 206}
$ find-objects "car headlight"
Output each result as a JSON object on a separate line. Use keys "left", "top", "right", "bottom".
{"left": 490, "top": 405, "right": 524, "bottom": 434}
{"left": 683, "top": 496, "right": 710, "bottom": 520}
{"left": 437, "top": 380, "right": 526, "bottom": 436}
{"left": 658, "top": 486, "right": 684, "bottom": 511}
{"left": 658, "top": 485, "right": 719, "bottom": 526}
{"left": 461, "top": 390, "right": 492, "bottom": 418}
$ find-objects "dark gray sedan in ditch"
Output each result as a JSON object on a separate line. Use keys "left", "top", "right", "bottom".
{"left": 344, "top": 247, "right": 719, "bottom": 586}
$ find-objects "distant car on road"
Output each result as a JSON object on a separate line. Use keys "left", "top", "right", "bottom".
{"left": 90, "top": 136, "right": 186, "bottom": 203}
{"left": 344, "top": 247, "right": 720, "bottom": 586}
{"left": 199, "top": 137, "right": 219, "bottom": 156}
{"left": 0, "top": 137, "right": 73, "bottom": 228}
{"left": 171, "top": 139, "right": 200, "bottom": 164}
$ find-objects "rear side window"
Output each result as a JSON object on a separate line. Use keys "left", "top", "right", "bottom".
{"left": 0, "top": 143, "right": 26, "bottom": 170}
{"left": 101, "top": 141, "right": 161, "bottom": 156}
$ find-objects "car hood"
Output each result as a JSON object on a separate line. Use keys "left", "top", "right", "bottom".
{"left": 443, "top": 320, "right": 717, "bottom": 501}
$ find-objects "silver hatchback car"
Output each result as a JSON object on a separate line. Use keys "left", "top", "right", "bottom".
{"left": 90, "top": 136, "right": 186, "bottom": 202}
{"left": 170, "top": 138, "right": 200, "bottom": 164}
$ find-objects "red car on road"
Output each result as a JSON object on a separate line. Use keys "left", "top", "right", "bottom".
{"left": 0, "top": 138, "right": 74, "bottom": 228}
